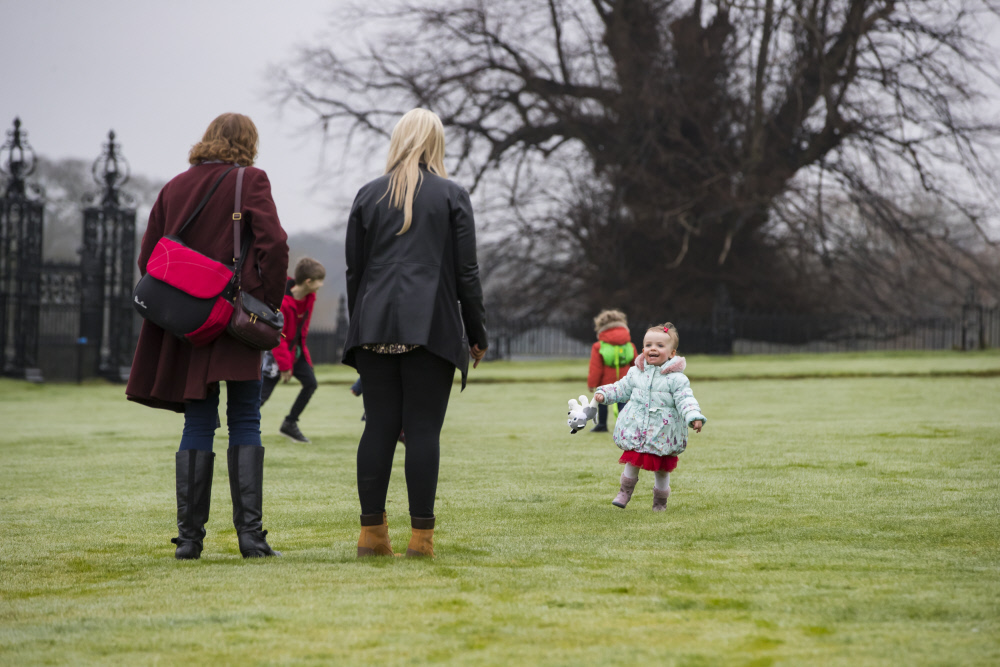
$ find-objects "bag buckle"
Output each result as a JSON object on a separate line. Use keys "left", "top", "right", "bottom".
{"left": 233, "top": 212, "right": 242, "bottom": 220}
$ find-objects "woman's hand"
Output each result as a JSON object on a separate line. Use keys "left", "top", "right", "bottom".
{"left": 690, "top": 420, "right": 703, "bottom": 433}
{"left": 595, "top": 393, "right": 606, "bottom": 404}
{"left": 470, "top": 344, "right": 487, "bottom": 369}
{"left": 281, "top": 370, "right": 292, "bottom": 383}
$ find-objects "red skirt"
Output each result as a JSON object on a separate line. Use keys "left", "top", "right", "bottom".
{"left": 619, "top": 450, "right": 678, "bottom": 472}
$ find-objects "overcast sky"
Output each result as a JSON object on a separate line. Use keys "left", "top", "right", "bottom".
{"left": 0, "top": 0, "right": 363, "bottom": 234}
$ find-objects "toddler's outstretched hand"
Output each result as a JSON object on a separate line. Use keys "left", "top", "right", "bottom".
{"left": 595, "top": 393, "right": 605, "bottom": 404}
{"left": 690, "top": 419, "right": 703, "bottom": 433}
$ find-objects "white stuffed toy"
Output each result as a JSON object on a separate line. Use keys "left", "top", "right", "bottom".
{"left": 567, "top": 395, "right": 598, "bottom": 434}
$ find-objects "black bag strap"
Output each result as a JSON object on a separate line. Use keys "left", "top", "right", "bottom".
{"left": 176, "top": 165, "right": 238, "bottom": 239}
{"left": 231, "top": 167, "right": 252, "bottom": 275}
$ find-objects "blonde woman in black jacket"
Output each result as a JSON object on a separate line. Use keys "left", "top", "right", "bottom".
{"left": 342, "top": 108, "right": 488, "bottom": 558}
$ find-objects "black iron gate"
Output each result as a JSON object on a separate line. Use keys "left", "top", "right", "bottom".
{"left": 80, "top": 130, "right": 136, "bottom": 381}
{"left": 2, "top": 119, "right": 140, "bottom": 382}
{"left": 0, "top": 118, "right": 44, "bottom": 380}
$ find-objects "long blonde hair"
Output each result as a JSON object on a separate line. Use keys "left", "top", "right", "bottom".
{"left": 382, "top": 109, "right": 448, "bottom": 235}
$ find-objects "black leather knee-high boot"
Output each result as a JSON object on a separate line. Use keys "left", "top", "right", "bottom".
{"left": 171, "top": 449, "right": 214, "bottom": 560}
{"left": 227, "top": 445, "right": 281, "bottom": 558}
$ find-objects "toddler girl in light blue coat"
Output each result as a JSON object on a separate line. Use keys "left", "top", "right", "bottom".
{"left": 595, "top": 323, "right": 706, "bottom": 511}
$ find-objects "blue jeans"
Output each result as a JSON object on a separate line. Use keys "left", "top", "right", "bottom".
{"left": 179, "top": 380, "right": 263, "bottom": 452}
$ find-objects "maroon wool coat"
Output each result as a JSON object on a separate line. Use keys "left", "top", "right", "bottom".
{"left": 126, "top": 163, "right": 289, "bottom": 412}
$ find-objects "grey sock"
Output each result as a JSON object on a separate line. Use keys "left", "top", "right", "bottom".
{"left": 654, "top": 471, "right": 670, "bottom": 490}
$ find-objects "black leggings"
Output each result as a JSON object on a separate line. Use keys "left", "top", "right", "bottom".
{"left": 260, "top": 355, "right": 317, "bottom": 422}
{"left": 355, "top": 347, "right": 455, "bottom": 518}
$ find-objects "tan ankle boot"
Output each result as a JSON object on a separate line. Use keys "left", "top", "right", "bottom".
{"left": 612, "top": 474, "right": 638, "bottom": 508}
{"left": 406, "top": 516, "right": 435, "bottom": 558}
{"left": 357, "top": 513, "right": 394, "bottom": 557}
{"left": 652, "top": 486, "right": 671, "bottom": 512}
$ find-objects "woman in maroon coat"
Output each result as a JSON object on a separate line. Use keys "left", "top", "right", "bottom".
{"left": 126, "top": 113, "right": 289, "bottom": 560}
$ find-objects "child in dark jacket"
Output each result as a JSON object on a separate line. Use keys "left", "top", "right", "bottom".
{"left": 261, "top": 258, "right": 325, "bottom": 443}
{"left": 587, "top": 309, "right": 637, "bottom": 432}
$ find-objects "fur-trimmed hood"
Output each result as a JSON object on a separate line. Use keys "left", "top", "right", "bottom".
{"left": 633, "top": 354, "right": 687, "bottom": 374}
{"left": 659, "top": 355, "right": 686, "bottom": 373}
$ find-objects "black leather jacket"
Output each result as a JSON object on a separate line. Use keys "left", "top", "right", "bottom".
{"left": 342, "top": 168, "right": 488, "bottom": 388}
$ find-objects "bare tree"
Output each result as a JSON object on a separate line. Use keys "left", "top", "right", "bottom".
{"left": 276, "top": 0, "right": 1000, "bottom": 321}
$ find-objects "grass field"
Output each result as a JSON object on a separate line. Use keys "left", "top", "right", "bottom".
{"left": 1, "top": 351, "right": 999, "bottom": 665}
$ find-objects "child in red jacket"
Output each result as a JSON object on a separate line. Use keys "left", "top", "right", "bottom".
{"left": 261, "top": 258, "right": 325, "bottom": 443}
{"left": 587, "top": 309, "right": 637, "bottom": 432}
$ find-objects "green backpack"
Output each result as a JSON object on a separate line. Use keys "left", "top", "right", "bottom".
{"left": 598, "top": 341, "right": 635, "bottom": 373}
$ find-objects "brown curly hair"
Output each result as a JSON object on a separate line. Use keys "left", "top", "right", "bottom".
{"left": 647, "top": 322, "right": 679, "bottom": 350}
{"left": 188, "top": 113, "right": 258, "bottom": 166}
{"left": 593, "top": 309, "right": 628, "bottom": 333}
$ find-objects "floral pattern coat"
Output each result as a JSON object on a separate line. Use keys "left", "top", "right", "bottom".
{"left": 596, "top": 356, "right": 707, "bottom": 457}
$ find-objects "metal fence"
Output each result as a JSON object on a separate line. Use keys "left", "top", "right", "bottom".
{"left": 456, "top": 306, "right": 1000, "bottom": 361}
{"left": 305, "top": 330, "right": 347, "bottom": 365}
{"left": 26, "top": 302, "right": 1000, "bottom": 378}
{"left": 730, "top": 307, "right": 999, "bottom": 354}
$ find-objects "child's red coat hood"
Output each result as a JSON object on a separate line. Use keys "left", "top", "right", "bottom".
{"left": 598, "top": 326, "right": 631, "bottom": 345}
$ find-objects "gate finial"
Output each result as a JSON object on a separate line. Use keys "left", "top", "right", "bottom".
{"left": 1, "top": 117, "right": 38, "bottom": 196}
{"left": 92, "top": 129, "right": 131, "bottom": 206}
